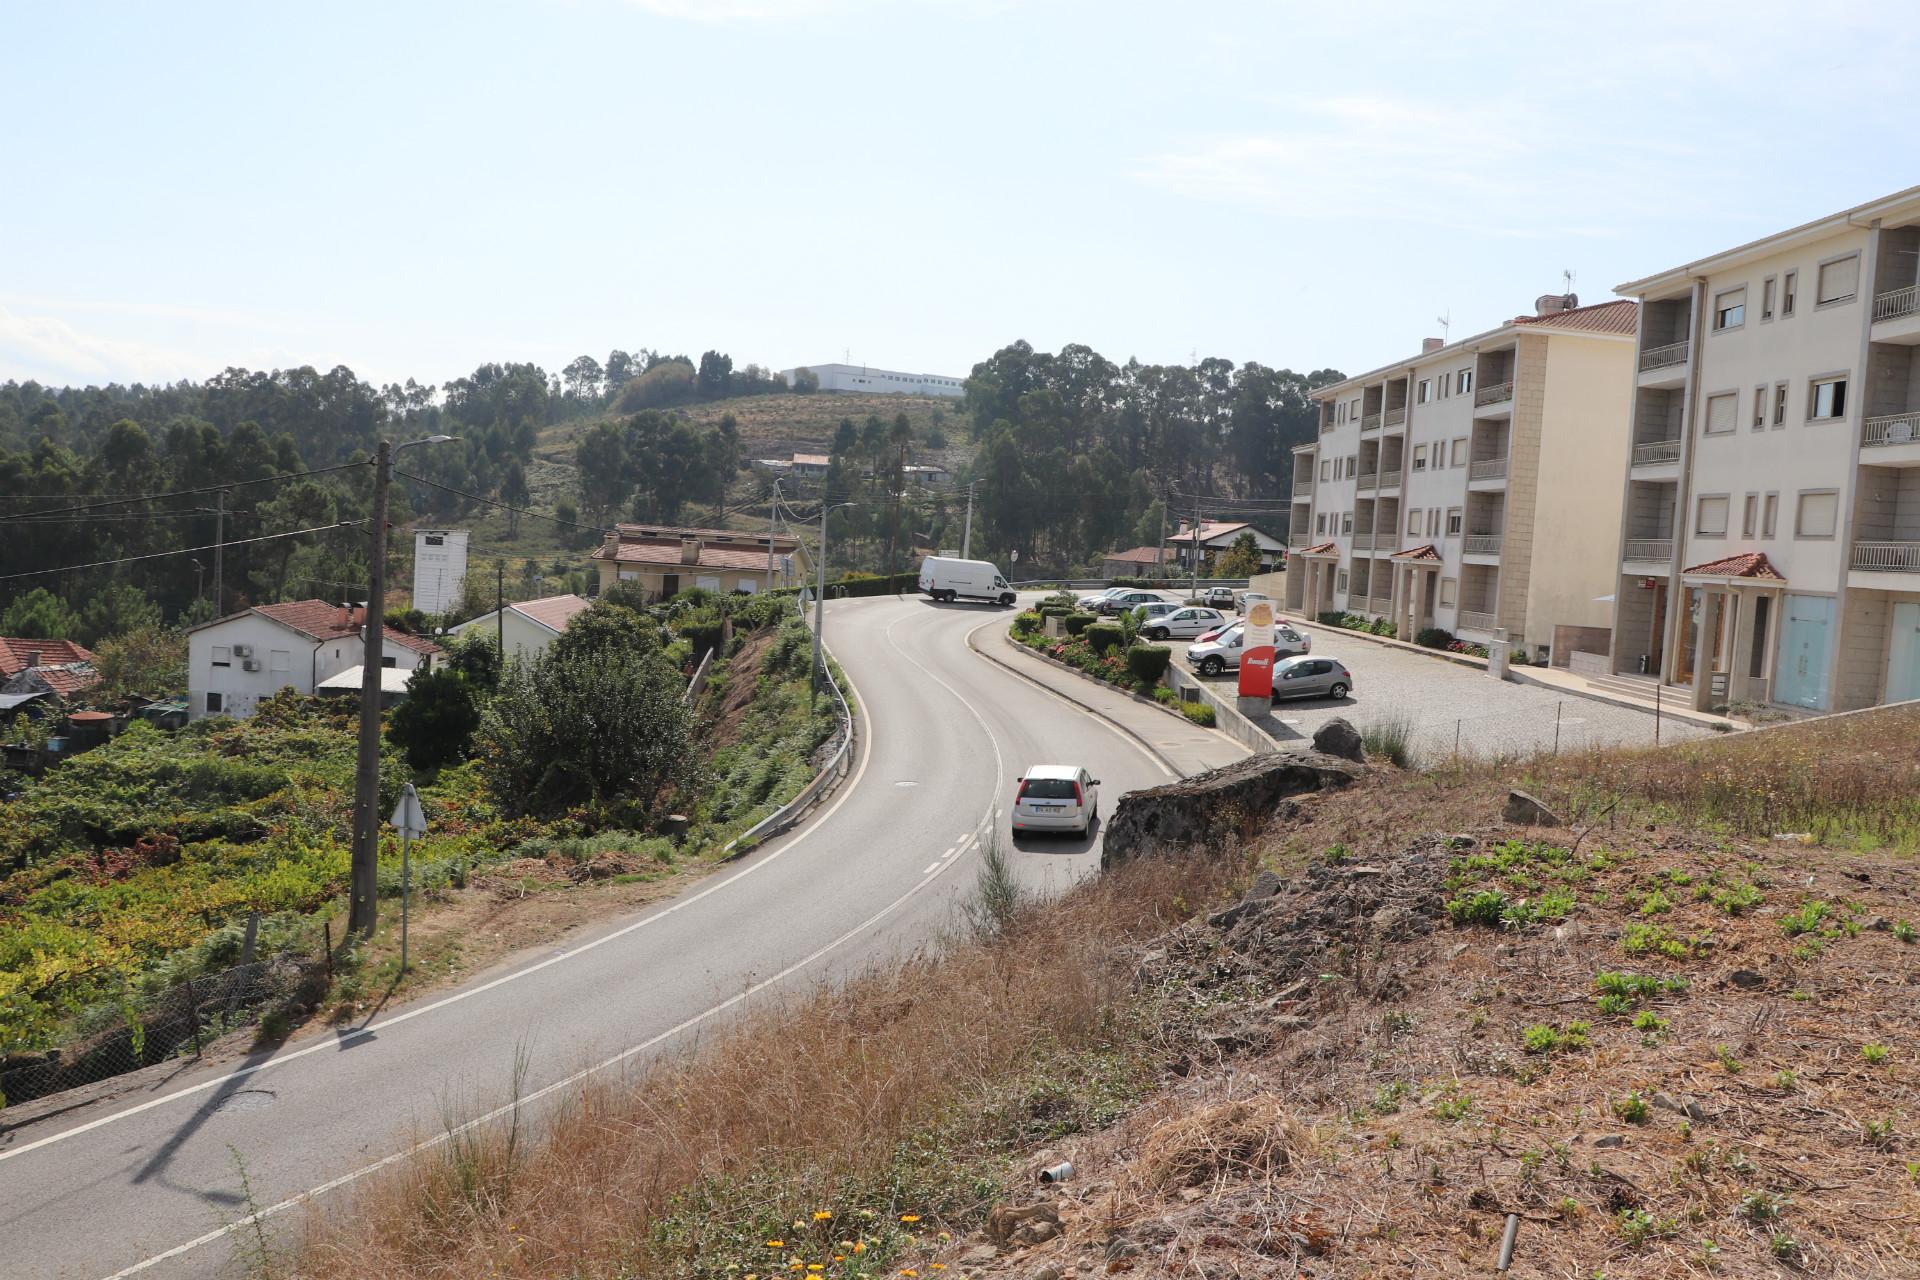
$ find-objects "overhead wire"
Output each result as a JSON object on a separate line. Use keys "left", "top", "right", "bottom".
{"left": 0, "top": 462, "right": 366, "bottom": 519}
{"left": 0, "top": 521, "right": 365, "bottom": 584}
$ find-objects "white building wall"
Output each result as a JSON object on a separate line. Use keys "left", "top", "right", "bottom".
{"left": 188, "top": 615, "right": 433, "bottom": 721}
{"left": 451, "top": 608, "right": 562, "bottom": 667}
{"left": 413, "top": 529, "right": 470, "bottom": 616}
{"left": 780, "top": 363, "right": 966, "bottom": 398}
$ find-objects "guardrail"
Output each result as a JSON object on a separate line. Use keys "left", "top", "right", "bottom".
{"left": 1863, "top": 412, "right": 1920, "bottom": 449}
{"left": 1874, "top": 284, "right": 1920, "bottom": 323}
{"left": 1474, "top": 381, "right": 1514, "bottom": 407}
{"left": 721, "top": 597, "right": 856, "bottom": 856}
{"left": 1623, "top": 537, "right": 1673, "bottom": 563}
{"left": 1631, "top": 438, "right": 1682, "bottom": 466}
{"left": 1468, "top": 457, "right": 1508, "bottom": 481}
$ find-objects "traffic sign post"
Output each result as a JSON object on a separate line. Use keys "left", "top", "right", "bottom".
{"left": 388, "top": 783, "right": 428, "bottom": 973}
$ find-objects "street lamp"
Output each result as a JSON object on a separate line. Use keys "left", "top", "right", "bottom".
{"left": 810, "top": 500, "right": 857, "bottom": 708}
{"left": 348, "top": 433, "right": 459, "bottom": 939}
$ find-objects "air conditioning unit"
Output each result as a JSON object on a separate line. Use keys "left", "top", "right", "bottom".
{"left": 232, "top": 644, "right": 253, "bottom": 658}
{"left": 241, "top": 659, "right": 261, "bottom": 672}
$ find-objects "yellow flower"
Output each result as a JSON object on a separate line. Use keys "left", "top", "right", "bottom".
{"left": 931, "top": 1267, "right": 947, "bottom": 1273}
{"left": 834, "top": 1256, "right": 846, "bottom": 1263}
{"left": 853, "top": 1241, "right": 867, "bottom": 1254}
{"left": 902, "top": 1272, "right": 918, "bottom": 1278}
{"left": 901, "top": 1214, "right": 921, "bottom": 1223}
{"left": 767, "top": 1240, "right": 785, "bottom": 1249}
{"left": 814, "top": 1211, "right": 833, "bottom": 1221}
{"left": 808, "top": 1267, "right": 824, "bottom": 1273}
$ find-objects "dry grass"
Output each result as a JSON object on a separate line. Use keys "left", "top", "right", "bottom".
{"left": 1134, "top": 1097, "right": 1309, "bottom": 1191}
{"left": 286, "top": 850, "right": 1253, "bottom": 1280}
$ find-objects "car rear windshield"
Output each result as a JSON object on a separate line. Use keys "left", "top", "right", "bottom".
{"left": 1021, "top": 778, "right": 1077, "bottom": 799}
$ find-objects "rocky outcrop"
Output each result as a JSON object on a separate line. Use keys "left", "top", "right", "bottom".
{"left": 1310, "top": 716, "right": 1364, "bottom": 762}
{"left": 1101, "top": 752, "right": 1359, "bottom": 870}
{"left": 1502, "top": 788, "right": 1563, "bottom": 827}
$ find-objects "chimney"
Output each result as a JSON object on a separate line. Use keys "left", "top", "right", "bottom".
{"left": 680, "top": 536, "right": 702, "bottom": 565}
{"left": 1421, "top": 337, "right": 1444, "bottom": 353}
{"left": 1534, "top": 292, "right": 1579, "bottom": 317}
{"left": 24, "top": 649, "right": 41, "bottom": 669}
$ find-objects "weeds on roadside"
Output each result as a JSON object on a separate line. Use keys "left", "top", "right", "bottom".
{"left": 1362, "top": 715, "right": 1416, "bottom": 768}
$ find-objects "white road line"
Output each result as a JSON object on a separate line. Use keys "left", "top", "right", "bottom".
{"left": 922, "top": 863, "right": 940, "bottom": 874}
{"left": 2, "top": 632, "right": 877, "bottom": 1168}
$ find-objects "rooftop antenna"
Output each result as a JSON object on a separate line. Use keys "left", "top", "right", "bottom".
{"left": 1563, "top": 268, "right": 1576, "bottom": 297}
{"left": 1436, "top": 311, "right": 1451, "bottom": 342}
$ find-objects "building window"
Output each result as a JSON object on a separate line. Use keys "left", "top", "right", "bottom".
{"left": 1696, "top": 494, "right": 1729, "bottom": 536}
{"left": 1412, "top": 445, "right": 1428, "bottom": 471}
{"left": 1418, "top": 378, "right": 1431, "bottom": 403}
{"left": 1320, "top": 460, "right": 1331, "bottom": 482}
{"left": 1336, "top": 570, "right": 1349, "bottom": 593}
{"left": 1743, "top": 493, "right": 1758, "bottom": 538}
{"left": 1407, "top": 508, "right": 1421, "bottom": 535}
{"left": 211, "top": 645, "right": 231, "bottom": 667}
{"left": 1763, "top": 492, "right": 1778, "bottom": 537}
{"left": 1760, "top": 276, "right": 1776, "bottom": 321}
{"left": 1347, "top": 456, "right": 1357, "bottom": 479}
{"left": 1815, "top": 254, "right": 1859, "bottom": 307}
{"left": 1795, "top": 490, "right": 1838, "bottom": 539}
{"left": 1782, "top": 270, "right": 1796, "bottom": 317}
{"left": 1438, "top": 375, "right": 1450, "bottom": 399}
{"left": 206, "top": 691, "right": 224, "bottom": 714}
{"left": 1713, "top": 287, "right": 1746, "bottom": 331}
{"left": 1446, "top": 507, "right": 1463, "bottom": 535}
{"left": 1457, "top": 369, "right": 1473, "bottom": 394}
{"left": 1753, "top": 386, "right": 1767, "bottom": 431}
{"left": 1438, "top": 576, "right": 1457, "bottom": 608}
{"left": 1808, "top": 376, "right": 1848, "bottom": 421}
{"left": 270, "top": 649, "right": 290, "bottom": 673}
{"left": 1773, "top": 381, "right": 1789, "bottom": 427}
{"left": 1703, "top": 391, "right": 1737, "bottom": 435}
{"left": 1452, "top": 437, "right": 1468, "bottom": 466}
{"left": 1316, "top": 513, "right": 1327, "bottom": 535}
{"left": 1341, "top": 512, "right": 1353, "bottom": 535}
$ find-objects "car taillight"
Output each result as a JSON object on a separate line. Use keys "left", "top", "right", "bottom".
{"left": 1072, "top": 782, "right": 1083, "bottom": 806}
{"left": 1016, "top": 780, "right": 1029, "bottom": 800}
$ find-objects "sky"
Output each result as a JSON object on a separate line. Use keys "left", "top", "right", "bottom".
{"left": 3, "top": 0, "right": 1917, "bottom": 395}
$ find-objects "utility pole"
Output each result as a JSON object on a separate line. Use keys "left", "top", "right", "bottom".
{"left": 961, "top": 480, "right": 976, "bottom": 559}
{"left": 349, "top": 435, "right": 456, "bottom": 940}
{"left": 811, "top": 501, "right": 829, "bottom": 706}
{"left": 1155, "top": 487, "right": 1168, "bottom": 583}
{"left": 1190, "top": 490, "right": 1202, "bottom": 601}
{"left": 212, "top": 489, "right": 227, "bottom": 616}
{"left": 495, "top": 560, "right": 505, "bottom": 662}
{"left": 766, "top": 480, "right": 780, "bottom": 593}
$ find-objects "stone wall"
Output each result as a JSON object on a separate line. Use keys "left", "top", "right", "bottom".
{"left": 1101, "top": 752, "right": 1360, "bottom": 871}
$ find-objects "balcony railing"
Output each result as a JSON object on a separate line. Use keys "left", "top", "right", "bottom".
{"left": 1874, "top": 284, "right": 1920, "bottom": 323}
{"left": 1632, "top": 437, "right": 1683, "bottom": 466}
{"left": 1383, "top": 407, "right": 1407, "bottom": 427}
{"left": 1288, "top": 530, "right": 1311, "bottom": 548}
{"left": 1468, "top": 457, "right": 1508, "bottom": 481}
{"left": 1456, "top": 609, "right": 1497, "bottom": 633}
{"left": 1639, "top": 340, "right": 1690, "bottom": 372}
{"left": 1474, "top": 381, "right": 1514, "bottom": 408}
{"left": 1463, "top": 533, "right": 1503, "bottom": 556}
{"left": 1361, "top": 412, "right": 1382, "bottom": 432}
{"left": 1852, "top": 540, "right": 1920, "bottom": 573}
{"left": 1293, "top": 477, "right": 1314, "bottom": 495}
{"left": 1357, "top": 470, "right": 1378, "bottom": 490}
{"left": 1862, "top": 413, "right": 1920, "bottom": 449}
{"left": 1623, "top": 537, "right": 1673, "bottom": 563}
{"left": 1378, "top": 468, "right": 1402, "bottom": 488}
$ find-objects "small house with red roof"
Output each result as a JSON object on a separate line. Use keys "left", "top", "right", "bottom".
{"left": 449, "top": 593, "right": 593, "bottom": 665}
{"left": 589, "top": 524, "right": 811, "bottom": 600}
{"left": 0, "top": 636, "right": 99, "bottom": 705}
{"left": 185, "top": 600, "right": 442, "bottom": 721}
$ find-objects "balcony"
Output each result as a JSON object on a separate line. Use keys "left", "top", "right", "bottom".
{"left": 1474, "top": 381, "right": 1513, "bottom": 408}
{"left": 1378, "top": 468, "right": 1402, "bottom": 489}
{"left": 1383, "top": 407, "right": 1407, "bottom": 428}
{"left": 1456, "top": 609, "right": 1497, "bottom": 633}
{"left": 1623, "top": 537, "right": 1674, "bottom": 564}
{"left": 1639, "top": 340, "right": 1689, "bottom": 372}
{"left": 1293, "top": 477, "right": 1314, "bottom": 495}
{"left": 1468, "top": 457, "right": 1507, "bottom": 482}
{"left": 1631, "top": 437, "right": 1682, "bottom": 467}
{"left": 1463, "top": 533, "right": 1503, "bottom": 556}
{"left": 1852, "top": 540, "right": 1920, "bottom": 573}
{"left": 1357, "top": 470, "right": 1378, "bottom": 491}
{"left": 1361, "top": 412, "right": 1382, "bottom": 432}
{"left": 1288, "top": 530, "right": 1312, "bottom": 549}
{"left": 1874, "top": 284, "right": 1920, "bottom": 323}
{"left": 1862, "top": 413, "right": 1920, "bottom": 461}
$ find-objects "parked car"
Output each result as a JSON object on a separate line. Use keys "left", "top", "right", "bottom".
{"left": 1235, "top": 591, "right": 1274, "bottom": 616}
{"left": 919, "top": 556, "right": 1016, "bottom": 605}
{"left": 1076, "top": 586, "right": 1131, "bottom": 610}
{"left": 1129, "top": 600, "right": 1183, "bottom": 625}
{"left": 1270, "top": 655, "right": 1352, "bottom": 702}
{"left": 1096, "top": 589, "right": 1170, "bottom": 616}
{"left": 1140, "top": 606, "right": 1226, "bottom": 641}
{"left": 1183, "top": 621, "right": 1310, "bottom": 675}
{"left": 1203, "top": 586, "right": 1236, "bottom": 609}
{"left": 1011, "top": 763, "right": 1101, "bottom": 837}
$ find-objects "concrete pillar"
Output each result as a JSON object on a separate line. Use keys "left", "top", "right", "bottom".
{"left": 1389, "top": 563, "right": 1405, "bottom": 637}
{"left": 1726, "top": 591, "right": 1751, "bottom": 702}
{"left": 1691, "top": 589, "right": 1722, "bottom": 711}
{"left": 1411, "top": 569, "right": 1429, "bottom": 636}
{"left": 1761, "top": 590, "right": 1784, "bottom": 703}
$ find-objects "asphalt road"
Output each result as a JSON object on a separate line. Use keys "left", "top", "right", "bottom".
{"left": 0, "top": 593, "right": 1220, "bottom": 1280}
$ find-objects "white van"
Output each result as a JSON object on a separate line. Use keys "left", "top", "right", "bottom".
{"left": 919, "top": 556, "right": 1016, "bottom": 605}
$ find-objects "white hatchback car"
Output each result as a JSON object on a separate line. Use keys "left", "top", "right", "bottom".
{"left": 1139, "top": 605, "right": 1226, "bottom": 641}
{"left": 1011, "top": 764, "right": 1101, "bottom": 837}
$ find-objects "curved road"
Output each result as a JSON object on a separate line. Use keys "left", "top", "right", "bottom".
{"left": 0, "top": 594, "right": 1237, "bottom": 1279}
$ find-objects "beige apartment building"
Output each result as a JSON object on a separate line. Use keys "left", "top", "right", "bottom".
{"left": 1290, "top": 295, "right": 1637, "bottom": 664}
{"left": 1608, "top": 185, "right": 1920, "bottom": 713}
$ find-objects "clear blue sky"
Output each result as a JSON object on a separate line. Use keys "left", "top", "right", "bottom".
{"left": 3, "top": 1, "right": 1915, "bottom": 393}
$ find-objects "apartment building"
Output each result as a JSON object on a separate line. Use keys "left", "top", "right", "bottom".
{"left": 1608, "top": 185, "right": 1920, "bottom": 713}
{"left": 1289, "top": 295, "right": 1637, "bottom": 663}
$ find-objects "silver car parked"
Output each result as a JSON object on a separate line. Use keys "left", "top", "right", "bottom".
{"left": 1183, "top": 621, "right": 1311, "bottom": 676}
{"left": 1139, "top": 606, "right": 1226, "bottom": 641}
{"left": 1270, "top": 655, "right": 1352, "bottom": 702}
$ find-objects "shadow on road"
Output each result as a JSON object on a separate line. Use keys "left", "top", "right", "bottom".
{"left": 1009, "top": 817, "right": 1100, "bottom": 858}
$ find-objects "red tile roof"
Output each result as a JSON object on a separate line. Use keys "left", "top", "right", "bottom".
{"left": 596, "top": 540, "right": 779, "bottom": 572}
{"left": 0, "top": 637, "right": 93, "bottom": 679}
{"left": 1301, "top": 541, "right": 1339, "bottom": 556}
{"left": 1512, "top": 298, "right": 1639, "bottom": 335}
{"left": 1682, "top": 551, "right": 1786, "bottom": 581}
{"left": 34, "top": 665, "right": 100, "bottom": 698}
{"left": 510, "top": 594, "right": 593, "bottom": 633}
{"left": 612, "top": 523, "right": 800, "bottom": 549}
{"left": 1103, "top": 546, "right": 1167, "bottom": 565}
{"left": 1392, "top": 543, "right": 1443, "bottom": 561}
{"left": 1168, "top": 521, "right": 1253, "bottom": 545}
{"left": 252, "top": 601, "right": 443, "bottom": 656}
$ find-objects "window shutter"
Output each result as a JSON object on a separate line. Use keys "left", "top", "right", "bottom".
{"left": 1817, "top": 256, "right": 1858, "bottom": 304}
{"left": 1705, "top": 393, "right": 1736, "bottom": 434}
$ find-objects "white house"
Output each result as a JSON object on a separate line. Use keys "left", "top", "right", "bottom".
{"left": 186, "top": 600, "right": 442, "bottom": 721}
{"left": 413, "top": 528, "right": 469, "bottom": 615}
{"left": 449, "top": 593, "right": 593, "bottom": 665}
{"left": 1166, "top": 521, "right": 1289, "bottom": 573}
{"left": 780, "top": 363, "right": 966, "bottom": 398}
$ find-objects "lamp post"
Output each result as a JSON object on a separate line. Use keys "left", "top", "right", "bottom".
{"left": 348, "top": 434, "right": 458, "bottom": 939}
{"left": 810, "top": 500, "right": 856, "bottom": 707}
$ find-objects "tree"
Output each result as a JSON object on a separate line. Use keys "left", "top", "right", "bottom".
{"left": 791, "top": 366, "right": 820, "bottom": 394}
{"left": 548, "top": 599, "right": 660, "bottom": 666}
{"left": 78, "top": 583, "right": 164, "bottom": 646}
{"left": 445, "top": 629, "right": 502, "bottom": 689}
{"left": 89, "top": 624, "right": 186, "bottom": 702}
{"left": 618, "top": 359, "right": 696, "bottom": 410}
{"left": 575, "top": 422, "right": 631, "bottom": 525}
{"left": 1217, "top": 531, "right": 1262, "bottom": 578}
{"left": 386, "top": 666, "right": 483, "bottom": 772}
{"left": 499, "top": 458, "right": 530, "bottom": 537}
{"left": 473, "top": 642, "right": 692, "bottom": 820}
{"left": 605, "top": 349, "right": 636, "bottom": 395}
{"left": 562, "top": 354, "right": 603, "bottom": 402}
{"left": 1, "top": 588, "right": 77, "bottom": 639}
{"left": 696, "top": 350, "right": 733, "bottom": 399}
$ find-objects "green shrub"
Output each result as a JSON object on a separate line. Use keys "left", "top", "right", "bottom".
{"left": 1447, "top": 889, "right": 1511, "bottom": 926}
{"left": 1316, "top": 610, "right": 1347, "bottom": 626}
{"left": 1181, "top": 703, "right": 1216, "bottom": 727}
{"left": 1152, "top": 686, "right": 1179, "bottom": 706}
{"left": 1011, "top": 610, "right": 1043, "bottom": 635}
{"left": 1126, "top": 645, "right": 1173, "bottom": 683}
{"left": 1362, "top": 715, "right": 1415, "bottom": 767}
{"left": 1063, "top": 613, "right": 1097, "bottom": 636}
{"left": 1039, "top": 606, "right": 1074, "bottom": 620}
{"left": 1415, "top": 627, "right": 1455, "bottom": 650}
{"left": 1084, "top": 623, "right": 1125, "bottom": 653}
{"left": 1780, "top": 899, "right": 1830, "bottom": 936}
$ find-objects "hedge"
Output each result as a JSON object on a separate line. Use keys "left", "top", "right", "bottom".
{"left": 1084, "top": 623, "right": 1125, "bottom": 653}
{"left": 1415, "top": 627, "right": 1456, "bottom": 650}
{"left": 1126, "top": 644, "right": 1172, "bottom": 683}
{"left": 1181, "top": 702, "right": 1217, "bottom": 727}
{"left": 1062, "top": 612, "right": 1097, "bottom": 636}
{"left": 1040, "top": 606, "right": 1074, "bottom": 620}
{"left": 1011, "top": 610, "right": 1043, "bottom": 635}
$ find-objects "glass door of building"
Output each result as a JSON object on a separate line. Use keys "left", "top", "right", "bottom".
{"left": 1774, "top": 595, "right": 1834, "bottom": 710}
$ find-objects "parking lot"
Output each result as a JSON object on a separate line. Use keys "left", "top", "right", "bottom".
{"left": 1164, "top": 623, "right": 1714, "bottom": 762}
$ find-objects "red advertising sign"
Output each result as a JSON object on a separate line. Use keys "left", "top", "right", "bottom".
{"left": 1238, "top": 600, "right": 1277, "bottom": 699}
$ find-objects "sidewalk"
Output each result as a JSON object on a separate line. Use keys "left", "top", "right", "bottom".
{"left": 970, "top": 627, "right": 1251, "bottom": 778}
{"left": 1276, "top": 608, "right": 1739, "bottom": 732}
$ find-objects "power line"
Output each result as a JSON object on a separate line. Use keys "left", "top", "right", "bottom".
{"left": 0, "top": 521, "right": 362, "bottom": 583}
{"left": 0, "top": 462, "right": 366, "bottom": 519}
{"left": 394, "top": 470, "right": 611, "bottom": 536}
{"left": 0, "top": 508, "right": 261, "bottom": 526}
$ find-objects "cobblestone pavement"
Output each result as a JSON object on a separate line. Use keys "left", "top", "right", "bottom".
{"left": 1169, "top": 629, "right": 1718, "bottom": 763}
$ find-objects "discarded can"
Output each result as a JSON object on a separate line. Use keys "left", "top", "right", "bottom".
{"left": 1038, "top": 1161, "right": 1074, "bottom": 1184}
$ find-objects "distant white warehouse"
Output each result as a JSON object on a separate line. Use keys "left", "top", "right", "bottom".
{"left": 781, "top": 363, "right": 966, "bottom": 398}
